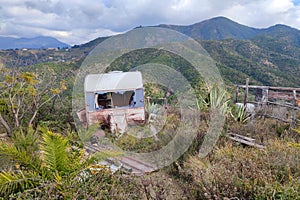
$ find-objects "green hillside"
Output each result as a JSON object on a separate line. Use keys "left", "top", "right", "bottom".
{"left": 200, "top": 39, "right": 300, "bottom": 86}
{"left": 158, "top": 16, "right": 262, "bottom": 40}
{"left": 1, "top": 16, "right": 299, "bottom": 87}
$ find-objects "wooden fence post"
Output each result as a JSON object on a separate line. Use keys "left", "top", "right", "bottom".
{"left": 244, "top": 78, "right": 249, "bottom": 106}
{"left": 292, "top": 90, "right": 297, "bottom": 128}
{"left": 147, "top": 96, "right": 151, "bottom": 109}
{"left": 235, "top": 85, "right": 239, "bottom": 103}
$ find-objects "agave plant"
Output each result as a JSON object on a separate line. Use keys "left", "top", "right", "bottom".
{"left": 147, "top": 102, "right": 161, "bottom": 116}
{"left": 230, "top": 104, "right": 251, "bottom": 124}
{"left": 208, "top": 85, "right": 230, "bottom": 115}
{"left": 0, "top": 127, "right": 120, "bottom": 198}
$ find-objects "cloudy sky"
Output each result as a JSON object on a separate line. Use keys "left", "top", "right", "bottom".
{"left": 0, "top": 0, "right": 300, "bottom": 45}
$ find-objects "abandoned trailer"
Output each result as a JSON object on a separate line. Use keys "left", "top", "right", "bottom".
{"left": 77, "top": 71, "right": 145, "bottom": 133}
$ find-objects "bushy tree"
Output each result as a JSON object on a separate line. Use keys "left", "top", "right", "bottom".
{"left": 0, "top": 67, "right": 66, "bottom": 136}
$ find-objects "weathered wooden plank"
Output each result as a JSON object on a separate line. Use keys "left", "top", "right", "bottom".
{"left": 244, "top": 78, "right": 249, "bottom": 106}
{"left": 85, "top": 144, "right": 156, "bottom": 175}
{"left": 76, "top": 108, "right": 87, "bottom": 127}
{"left": 292, "top": 90, "right": 297, "bottom": 127}
{"left": 235, "top": 85, "right": 239, "bottom": 103}
{"left": 227, "top": 135, "right": 265, "bottom": 149}
{"left": 237, "top": 85, "right": 300, "bottom": 92}
{"left": 120, "top": 156, "right": 156, "bottom": 175}
{"left": 227, "top": 133, "right": 256, "bottom": 142}
{"left": 263, "top": 114, "right": 292, "bottom": 123}
{"left": 267, "top": 101, "right": 300, "bottom": 110}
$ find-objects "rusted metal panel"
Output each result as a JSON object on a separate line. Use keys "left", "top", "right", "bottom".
{"left": 268, "top": 91, "right": 300, "bottom": 100}
{"left": 297, "top": 99, "right": 300, "bottom": 107}
{"left": 86, "top": 107, "right": 145, "bottom": 126}
{"left": 87, "top": 109, "right": 111, "bottom": 125}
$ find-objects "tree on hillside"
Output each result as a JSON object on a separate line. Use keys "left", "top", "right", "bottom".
{"left": 0, "top": 67, "right": 66, "bottom": 136}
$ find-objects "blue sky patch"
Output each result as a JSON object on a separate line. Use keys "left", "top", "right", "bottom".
{"left": 293, "top": 0, "right": 300, "bottom": 6}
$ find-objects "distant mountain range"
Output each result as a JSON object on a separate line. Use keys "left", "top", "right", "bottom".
{"left": 0, "top": 16, "right": 299, "bottom": 87}
{"left": 0, "top": 36, "right": 70, "bottom": 50}
{"left": 153, "top": 17, "right": 300, "bottom": 86}
{"left": 105, "top": 16, "right": 300, "bottom": 86}
{"left": 157, "top": 16, "right": 300, "bottom": 42}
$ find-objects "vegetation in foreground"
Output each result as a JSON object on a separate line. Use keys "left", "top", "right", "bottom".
{"left": 0, "top": 65, "right": 299, "bottom": 199}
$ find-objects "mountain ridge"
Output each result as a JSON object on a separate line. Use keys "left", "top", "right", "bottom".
{"left": 0, "top": 36, "right": 70, "bottom": 50}
{"left": 157, "top": 16, "right": 262, "bottom": 40}
{"left": 0, "top": 16, "right": 299, "bottom": 87}
{"left": 156, "top": 16, "right": 300, "bottom": 41}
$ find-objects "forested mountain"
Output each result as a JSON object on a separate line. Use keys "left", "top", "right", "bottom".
{"left": 157, "top": 16, "right": 262, "bottom": 40}
{"left": 156, "top": 16, "right": 300, "bottom": 43}
{"left": 1, "top": 16, "right": 299, "bottom": 87}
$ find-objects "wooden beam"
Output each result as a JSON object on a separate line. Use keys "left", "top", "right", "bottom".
{"left": 235, "top": 85, "right": 239, "bottom": 103}
{"left": 264, "top": 114, "right": 292, "bottom": 123}
{"left": 266, "top": 101, "right": 300, "bottom": 111}
{"left": 292, "top": 90, "right": 297, "bottom": 128}
{"left": 244, "top": 78, "right": 249, "bottom": 106}
{"left": 226, "top": 134, "right": 265, "bottom": 149}
{"left": 227, "top": 132, "right": 256, "bottom": 141}
{"left": 237, "top": 85, "right": 300, "bottom": 92}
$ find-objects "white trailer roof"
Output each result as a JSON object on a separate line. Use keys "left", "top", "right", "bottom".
{"left": 84, "top": 71, "right": 143, "bottom": 92}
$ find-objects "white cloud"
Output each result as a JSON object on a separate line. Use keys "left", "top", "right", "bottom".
{"left": 219, "top": 0, "right": 300, "bottom": 28}
{"left": 0, "top": 0, "right": 300, "bottom": 45}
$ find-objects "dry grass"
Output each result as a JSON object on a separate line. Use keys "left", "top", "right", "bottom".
{"left": 184, "top": 139, "right": 300, "bottom": 199}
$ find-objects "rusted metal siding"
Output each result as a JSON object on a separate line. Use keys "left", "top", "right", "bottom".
{"left": 86, "top": 107, "right": 145, "bottom": 126}
{"left": 268, "top": 90, "right": 300, "bottom": 100}
{"left": 296, "top": 99, "right": 300, "bottom": 107}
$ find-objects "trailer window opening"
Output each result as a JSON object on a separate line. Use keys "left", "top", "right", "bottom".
{"left": 95, "top": 91, "right": 136, "bottom": 109}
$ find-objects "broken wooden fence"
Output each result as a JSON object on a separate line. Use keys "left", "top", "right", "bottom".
{"left": 235, "top": 79, "right": 300, "bottom": 127}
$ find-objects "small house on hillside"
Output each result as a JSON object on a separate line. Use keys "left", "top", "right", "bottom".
{"left": 77, "top": 71, "right": 145, "bottom": 133}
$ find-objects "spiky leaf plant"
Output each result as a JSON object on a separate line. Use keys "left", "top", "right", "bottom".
{"left": 0, "top": 127, "right": 119, "bottom": 198}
